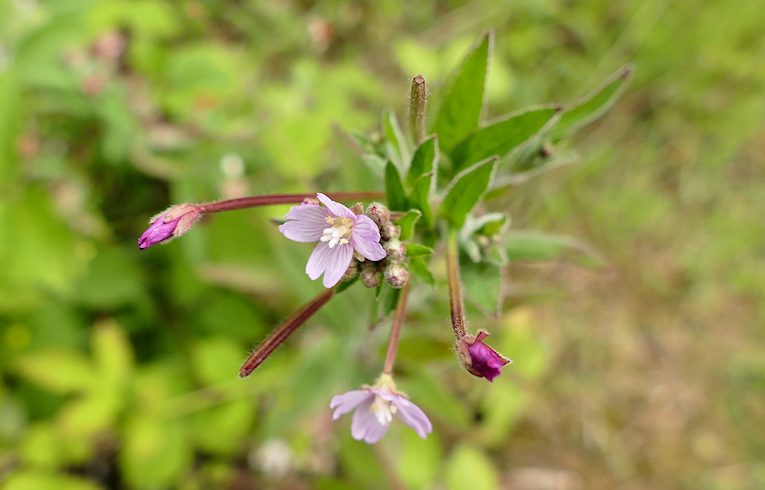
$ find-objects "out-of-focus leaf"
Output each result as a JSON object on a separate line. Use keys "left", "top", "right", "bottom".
{"left": 410, "top": 257, "right": 435, "bottom": 287}
{"left": 444, "top": 444, "right": 499, "bottom": 490}
{"left": 396, "top": 209, "right": 421, "bottom": 241}
{"left": 120, "top": 417, "right": 192, "bottom": 490}
{"left": 397, "top": 427, "right": 442, "bottom": 490}
{"left": 92, "top": 320, "right": 133, "bottom": 386}
{"left": 76, "top": 246, "right": 144, "bottom": 308}
{"left": 451, "top": 107, "right": 560, "bottom": 172}
{"left": 337, "top": 434, "right": 387, "bottom": 489}
{"left": 406, "top": 243, "right": 433, "bottom": 258}
{"left": 378, "top": 284, "right": 401, "bottom": 318}
{"left": 462, "top": 261, "right": 503, "bottom": 316}
{"left": 385, "top": 161, "right": 408, "bottom": 211}
{"left": 2, "top": 471, "right": 101, "bottom": 490}
{"left": 431, "top": 32, "right": 492, "bottom": 150}
{"left": 190, "top": 337, "right": 244, "bottom": 386}
{"left": 505, "top": 230, "right": 604, "bottom": 267}
{"left": 439, "top": 157, "right": 497, "bottom": 229}
{"left": 552, "top": 64, "right": 634, "bottom": 139}
{"left": 498, "top": 309, "right": 549, "bottom": 380}
{"left": 19, "top": 423, "right": 63, "bottom": 469}
{"left": 382, "top": 108, "right": 410, "bottom": 171}
{"left": 56, "top": 393, "right": 122, "bottom": 438}
{"left": 407, "top": 136, "right": 438, "bottom": 187}
{"left": 190, "top": 400, "right": 253, "bottom": 455}
{"left": 15, "top": 351, "right": 92, "bottom": 394}
{"left": 479, "top": 379, "right": 527, "bottom": 447}
{"left": 398, "top": 372, "right": 470, "bottom": 430}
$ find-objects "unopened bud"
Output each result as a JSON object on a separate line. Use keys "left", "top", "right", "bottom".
{"left": 455, "top": 331, "right": 511, "bottom": 382}
{"left": 380, "top": 222, "right": 400, "bottom": 241}
{"left": 360, "top": 262, "right": 381, "bottom": 288}
{"left": 342, "top": 260, "right": 359, "bottom": 282}
{"left": 383, "top": 238, "right": 406, "bottom": 261}
{"left": 351, "top": 202, "right": 364, "bottom": 215}
{"left": 384, "top": 262, "right": 409, "bottom": 289}
{"left": 138, "top": 204, "right": 201, "bottom": 250}
{"left": 366, "top": 202, "right": 390, "bottom": 228}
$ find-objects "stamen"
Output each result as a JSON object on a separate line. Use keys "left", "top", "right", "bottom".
{"left": 320, "top": 216, "right": 354, "bottom": 248}
{"left": 370, "top": 396, "right": 395, "bottom": 426}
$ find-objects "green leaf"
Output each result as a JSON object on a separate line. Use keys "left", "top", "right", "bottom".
{"left": 2, "top": 471, "right": 102, "bottom": 490}
{"left": 462, "top": 261, "right": 503, "bottom": 316}
{"left": 460, "top": 213, "right": 509, "bottom": 262}
{"left": 407, "top": 136, "right": 438, "bottom": 187}
{"left": 15, "top": 350, "right": 92, "bottom": 394}
{"left": 410, "top": 257, "right": 435, "bottom": 286}
{"left": 439, "top": 157, "right": 497, "bottom": 229}
{"left": 445, "top": 445, "right": 499, "bottom": 490}
{"left": 409, "top": 173, "right": 434, "bottom": 226}
{"left": 385, "top": 161, "right": 408, "bottom": 211}
{"left": 378, "top": 284, "right": 401, "bottom": 318}
{"left": 553, "top": 64, "right": 634, "bottom": 139}
{"left": 92, "top": 321, "right": 133, "bottom": 386}
{"left": 504, "top": 230, "right": 604, "bottom": 267}
{"left": 396, "top": 209, "right": 421, "bottom": 241}
{"left": 396, "top": 428, "right": 442, "bottom": 489}
{"left": 451, "top": 107, "right": 560, "bottom": 172}
{"left": 406, "top": 243, "right": 433, "bottom": 258}
{"left": 120, "top": 417, "right": 192, "bottom": 490}
{"left": 382, "top": 109, "right": 411, "bottom": 170}
{"left": 431, "top": 32, "right": 492, "bottom": 151}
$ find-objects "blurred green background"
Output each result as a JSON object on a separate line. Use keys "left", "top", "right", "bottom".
{"left": 1, "top": 1, "right": 764, "bottom": 489}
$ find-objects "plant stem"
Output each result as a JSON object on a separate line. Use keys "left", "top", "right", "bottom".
{"left": 382, "top": 282, "right": 411, "bottom": 376}
{"left": 446, "top": 229, "right": 467, "bottom": 339}
{"left": 239, "top": 288, "right": 335, "bottom": 377}
{"left": 197, "top": 191, "right": 384, "bottom": 214}
{"left": 409, "top": 75, "right": 427, "bottom": 145}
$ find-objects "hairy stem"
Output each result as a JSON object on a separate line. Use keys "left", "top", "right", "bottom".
{"left": 446, "top": 229, "right": 467, "bottom": 339}
{"left": 409, "top": 75, "right": 427, "bottom": 145}
{"left": 197, "top": 191, "right": 384, "bottom": 214}
{"left": 239, "top": 288, "right": 335, "bottom": 377}
{"left": 382, "top": 282, "right": 411, "bottom": 375}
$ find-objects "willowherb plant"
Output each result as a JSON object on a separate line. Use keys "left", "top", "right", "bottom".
{"left": 138, "top": 31, "right": 632, "bottom": 444}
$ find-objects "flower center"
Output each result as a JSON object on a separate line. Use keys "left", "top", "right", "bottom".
{"left": 320, "top": 216, "right": 354, "bottom": 248}
{"left": 369, "top": 395, "right": 397, "bottom": 426}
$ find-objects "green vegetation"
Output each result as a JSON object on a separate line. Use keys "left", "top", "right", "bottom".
{"left": 1, "top": 1, "right": 763, "bottom": 489}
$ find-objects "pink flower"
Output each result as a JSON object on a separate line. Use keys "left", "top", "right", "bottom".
{"left": 457, "top": 331, "right": 511, "bottom": 382}
{"left": 279, "top": 193, "right": 386, "bottom": 288}
{"left": 330, "top": 375, "right": 432, "bottom": 444}
{"left": 138, "top": 204, "right": 200, "bottom": 250}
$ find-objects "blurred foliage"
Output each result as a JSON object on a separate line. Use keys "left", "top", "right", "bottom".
{"left": 1, "top": 0, "right": 764, "bottom": 489}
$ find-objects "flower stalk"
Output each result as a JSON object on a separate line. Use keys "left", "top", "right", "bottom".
{"left": 382, "top": 282, "right": 411, "bottom": 376}
{"left": 446, "top": 229, "right": 467, "bottom": 339}
{"left": 197, "top": 191, "right": 384, "bottom": 214}
{"left": 409, "top": 75, "right": 427, "bottom": 145}
{"left": 239, "top": 288, "right": 336, "bottom": 377}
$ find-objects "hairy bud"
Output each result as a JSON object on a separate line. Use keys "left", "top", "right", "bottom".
{"left": 360, "top": 261, "right": 382, "bottom": 288}
{"left": 383, "top": 238, "right": 406, "bottom": 261}
{"left": 384, "top": 262, "right": 409, "bottom": 289}
{"left": 366, "top": 202, "right": 390, "bottom": 228}
{"left": 380, "top": 222, "right": 400, "bottom": 241}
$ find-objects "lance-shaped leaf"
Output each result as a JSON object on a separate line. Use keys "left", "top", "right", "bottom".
{"left": 385, "top": 161, "right": 408, "bottom": 211}
{"left": 552, "top": 64, "right": 634, "bottom": 139}
{"left": 396, "top": 209, "right": 421, "bottom": 241}
{"left": 410, "top": 173, "right": 434, "bottom": 225}
{"left": 407, "top": 136, "right": 438, "bottom": 188}
{"left": 505, "top": 230, "right": 605, "bottom": 267}
{"left": 406, "top": 243, "right": 434, "bottom": 258}
{"left": 439, "top": 157, "right": 497, "bottom": 229}
{"left": 410, "top": 257, "right": 435, "bottom": 286}
{"left": 431, "top": 32, "right": 492, "bottom": 151}
{"left": 382, "top": 109, "right": 411, "bottom": 171}
{"left": 451, "top": 107, "right": 560, "bottom": 173}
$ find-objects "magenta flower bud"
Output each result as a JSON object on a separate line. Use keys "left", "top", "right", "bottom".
{"left": 138, "top": 204, "right": 201, "bottom": 250}
{"left": 456, "top": 331, "right": 511, "bottom": 382}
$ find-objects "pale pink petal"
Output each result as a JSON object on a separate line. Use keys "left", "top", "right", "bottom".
{"left": 306, "top": 242, "right": 333, "bottom": 280}
{"left": 351, "top": 215, "right": 386, "bottom": 261}
{"left": 322, "top": 243, "right": 353, "bottom": 288}
{"left": 330, "top": 390, "right": 372, "bottom": 420}
{"left": 317, "top": 193, "right": 355, "bottom": 219}
{"left": 392, "top": 397, "right": 432, "bottom": 439}
{"left": 351, "top": 400, "right": 391, "bottom": 444}
{"left": 279, "top": 204, "right": 331, "bottom": 242}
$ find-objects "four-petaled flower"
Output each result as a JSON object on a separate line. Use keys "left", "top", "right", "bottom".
{"left": 138, "top": 204, "right": 201, "bottom": 250}
{"left": 457, "top": 331, "right": 511, "bottom": 382}
{"left": 279, "top": 193, "right": 386, "bottom": 288}
{"left": 330, "top": 374, "right": 432, "bottom": 444}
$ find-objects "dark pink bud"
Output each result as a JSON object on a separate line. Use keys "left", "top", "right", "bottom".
{"left": 138, "top": 204, "right": 200, "bottom": 250}
{"left": 456, "top": 331, "right": 511, "bottom": 382}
